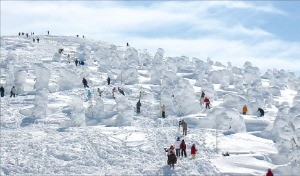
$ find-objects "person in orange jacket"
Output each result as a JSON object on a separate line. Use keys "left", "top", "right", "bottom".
{"left": 242, "top": 105, "right": 248, "bottom": 115}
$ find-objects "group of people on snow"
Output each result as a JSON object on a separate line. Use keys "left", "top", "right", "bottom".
{"left": 0, "top": 86, "right": 16, "bottom": 98}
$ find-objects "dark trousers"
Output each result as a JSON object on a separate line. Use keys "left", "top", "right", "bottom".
{"left": 0, "top": 92, "right": 4, "bottom": 97}
{"left": 83, "top": 84, "right": 89, "bottom": 88}
{"left": 181, "top": 150, "right": 187, "bottom": 157}
{"left": 243, "top": 112, "right": 246, "bottom": 115}
{"left": 183, "top": 128, "right": 187, "bottom": 135}
{"left": 162, "top": 111, "right": 165, "bottom": 118}
{"left": 205, "top": 103, "right": 210, "bottom": 109}
{"left": 10, "top": 93, "right": 15, "bottom": 97}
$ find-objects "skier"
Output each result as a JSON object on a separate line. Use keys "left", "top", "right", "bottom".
{"left": 242, "top": 105, "right": 248, "bottom": 115}
{"left": 82, "top": 78, "right": 89, "bottom": 88}
{"left": 175, "top": 137, "right": 181, "bottom": 157}
{"left": 136, "top": 100, "right": 141, "bottom": 114}
{"left": 180, "top": 139, "right": 187, "bottom": 157}
{"left": 204, "top": 97, "right": 210, "bottom": 109}
{"left": 257, "top": 108, "right": 265, "bottom": 117}
{"left": 10, "top": 86, "right": 16, "bottom": 97}
{"left": 190, "top": 144, "right": 197, "bottom": 160}
{"left": 75, "top": 59, "right": 79, "bottom": 66}
{"left": 37, "top": 38, "right": 40, "bottom": 43}
{"left": 97, "top": 88, "right": 103, "bottom": 97}
{"left": 0, "top": 86, "right": 4, "bottom": 97}
{"left": 118, "top": 87, "right": 125, "bottom": 96}
{"left": 161, "top": 104, "right": 166, "bottom": 118}
{"left": 266, "top": 168, "right": 274, "bottom": 176}
{"left": 107, "top": 76, "right": 111, "bottom": 85}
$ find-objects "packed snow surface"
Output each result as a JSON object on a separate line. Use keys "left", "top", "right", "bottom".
{"left": 1, "top": 35, "right": 299, "bottom": 175}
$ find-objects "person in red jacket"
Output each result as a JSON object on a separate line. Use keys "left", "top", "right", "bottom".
{"left": 204, "top": 97, "right": 210, "bottom": 109}
{"left": 190, "top": 144, "right": 197, "bottom": 160}
{"left": 180, "top": 140, "right": 187, "bottom": 157}
{"left": 266, "top": 168, "right": 274, "bottom": 176}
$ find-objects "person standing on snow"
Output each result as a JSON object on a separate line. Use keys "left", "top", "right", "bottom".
{"left": 161, "top": 104, "right": 166, "bottom": 118}
{"left": 107, "top": 76, "right": 111, "bottom": 85}
{"left": 266, "top": 168, "right": 274, "bottom": 176}
{"left": 37, "top": 38, "right": 40, "bottom": 43}
{"left": 75, "top": 59, "right": 79, "bottom": 66}
{"left": 179, "top": 119, "right": 187, "bottom": 136}
{"left": 190, "top": 144, "right": 197, "bottom": 160}
{"left": 258, "top": 108, "right": 265, "bottom": 117}
{"left": 167, "top": 150, "right": 177, "bottom": 169}
{"left": 180, "top": 139, "right": 187, "bottom": 157}
{"left": 242, "top": 105, "right": 248, "bottom": 115}
{"left": 136, "top": 100, "right": 141, "bottom": 114}
{"left": 174, "top": 137, "right": 181, "bottom": 157}
{"left": 204, "top": 97, "right": 210, "bottom": 109}
{"left": 0, "top": 86, "right": 4, "bottom": 97}
{"left": 118, "top": 87, "right": 125, "bottom": 96}
{"left": 10, "top": 86, "right": 16, "bottom": 97}
{"left": 97, "top": 88, "right": 103, "bottom": 97}
{"left": 82, "top": 78, "right": 89, "bottom": 88}
{"left": 87, "top": 90, "right": 92, "bottom": 100}
{"left": 200, "top": 90, "right": 205, "bottom": 105}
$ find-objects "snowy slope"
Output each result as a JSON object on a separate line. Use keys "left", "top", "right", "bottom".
{"left": 1, "top": 35, "right": 299, "bottom": 176}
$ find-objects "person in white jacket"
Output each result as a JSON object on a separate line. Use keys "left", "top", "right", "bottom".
{"left": 174, "top": 137, "right": 181, "bottom": 157}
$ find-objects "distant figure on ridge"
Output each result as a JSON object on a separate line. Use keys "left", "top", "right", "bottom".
{"left": 257, "top": 108, "right": 265, "bottom": 117}
{"left": 107, "top": 76, "right": 111, "bottom": 85}
{"left": 47, "top": 31, "right": 49, "bottom": 35}
{"left": 242, "top": 105, "right": 248, "bottom": 115}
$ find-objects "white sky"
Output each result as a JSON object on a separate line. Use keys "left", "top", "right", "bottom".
{"left": 1, "top": 1, "right": 300, "bottom": 75}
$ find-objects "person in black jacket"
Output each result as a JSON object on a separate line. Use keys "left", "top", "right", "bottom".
{"left": 136, "top": 100, "right": 141, "bottom": 114}
{"left": 107, "top": 76, "right": 111, "bottom": 85}
{"left": 0, "top": 86, "right": 4, "bottom": 97}
{"left": 257, "top": 108, "right": 265, "bottom": 117}
{"left": 82, "top": 78, "right": 89, "bottom": 88}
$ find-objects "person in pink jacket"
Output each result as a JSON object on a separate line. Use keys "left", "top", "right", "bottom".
{"left": 190, "top": 144, "right": 197, "bottom": 160}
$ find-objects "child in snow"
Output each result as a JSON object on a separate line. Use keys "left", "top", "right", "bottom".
{"left": 167, "top": 150, "right": 177, "bottom": 169}
{"left": 190, "top": 144, "right": 197, "bottom": 160}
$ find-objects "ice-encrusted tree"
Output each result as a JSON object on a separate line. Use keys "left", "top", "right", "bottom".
{"left": 32, "top": 89, "right": 48, "bottom": 119}
{"left": 33, "top": 64, "right": 50, "bottom": 91}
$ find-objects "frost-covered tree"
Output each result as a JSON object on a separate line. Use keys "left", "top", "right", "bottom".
{"left": 57, "top": 68, "right": 80, "bottom": 91}
{"left": 70, "top": 96, "right": 85, "bottom": 127}
{"left": 114, "top": 94, "right": 133, "bottom": 126}
{"left": 76, "top": 44, "right": 91, "bottom": 61}
{"left": 32, "top": 89, "right": 48, "bottom": 118}
{"left": 33, "top": 64, "right": 50, "bottom": 91}
{"left": 14, "top": 69, "right": 27, "bottom": 94}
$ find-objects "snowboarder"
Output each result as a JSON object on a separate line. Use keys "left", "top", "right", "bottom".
{"left": 75, "top": 59, "right": 79, "bottom": 66}
{"left": 180, "top": 139, "right": 187, "bottom": 157}
{"left": 161, "top": 104, "right": 166, "bottom": 118}
{"left": 10, "top": 86, "right": 16, "bottom": 97}
{"left": 242, "top": 105, "right": 248, "bottom": 115}
{"left": 82, "top": 78, "right": 89, "bottom": 88}
{"left": 118, "top": 87, "right": 125, "bottom": 96}
{"left": 167, "top": 150, "right": 177, "bottom": 169}
{"left": 36, "top": 38, "right": 40, "bottom": 43}
{"left": 266, "top": 168, "right": 274, "bottom": 176}
{"left": 0, "top": 86, "right": 4, "bottom": 97}
{"left": 190, "top": 144, "right": 197, "bottom": 160}
{"left": 136, "top": 100, "right": 141, "bottom": 114}
{"left": 107, "top": 76, "right": 111, "bottom": 85}
{"left": 204, "top": 97, "right": 210, "bottom": 109}
{"left": 97, "top": 88, "right": 103, "bottom": 97}
{"left": 175, "top": 137, "right": 181, "bottom": 157}
{"left": 257, "top": 108, "right": 265, "bottom": 117}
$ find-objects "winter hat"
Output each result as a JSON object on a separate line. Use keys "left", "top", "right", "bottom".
{"left": 170, "top": 145, "right": 175, "bottom": 149}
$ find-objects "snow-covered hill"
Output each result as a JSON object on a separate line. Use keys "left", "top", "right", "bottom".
{"left": 1, "top": 34, "right": 299, "bottom": 175}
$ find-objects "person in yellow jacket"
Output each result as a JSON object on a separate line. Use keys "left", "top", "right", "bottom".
{"left": 242, "top": 105, "right": 248, "bottom": 115}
